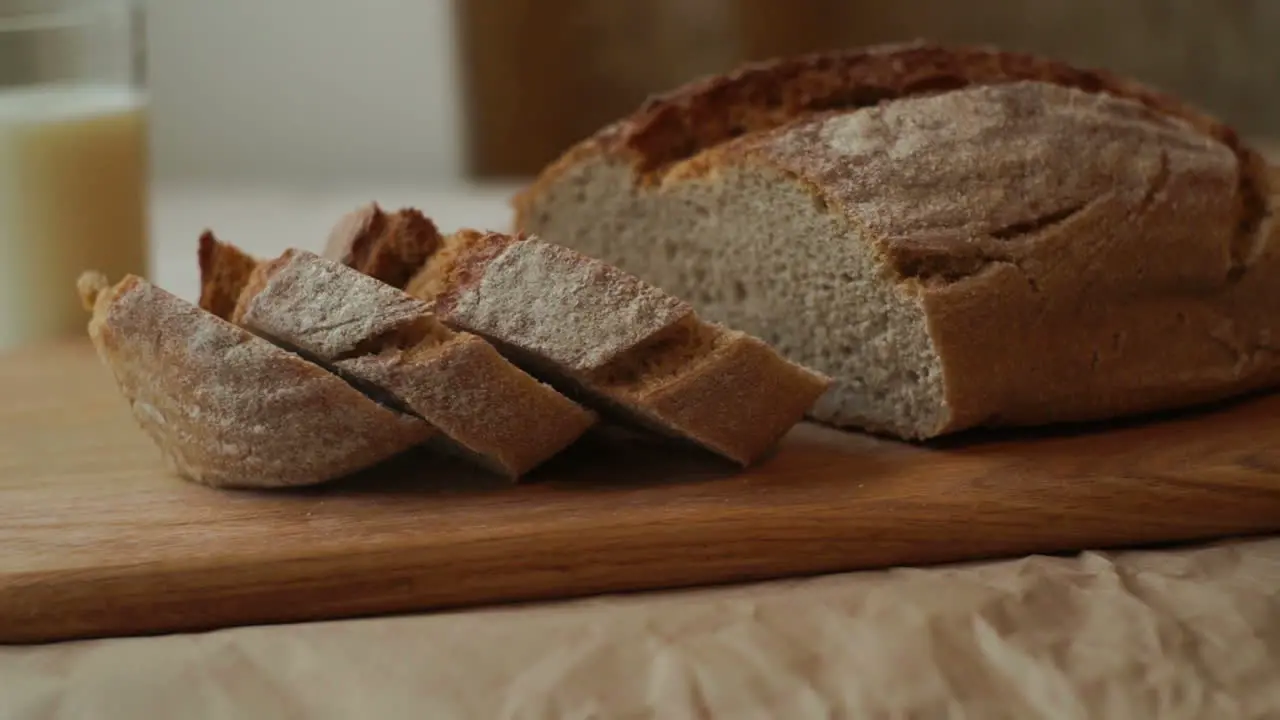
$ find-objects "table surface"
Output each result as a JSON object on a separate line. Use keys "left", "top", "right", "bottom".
{"left": 3, "top": 180, "right": 1279, "bottom": 720}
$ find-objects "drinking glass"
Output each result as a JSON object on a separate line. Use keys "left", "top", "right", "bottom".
{"left": 0, "top": 0, "right": 148, "bottom": 352}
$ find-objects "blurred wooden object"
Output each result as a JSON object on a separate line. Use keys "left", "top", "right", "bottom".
{"left": 736, "top": 0, "right": 861, "bottom": 59}
{"left": 455, "top": 0, "right": 737, "bottom": 179}
{"left": 456, "top": 0, "right": 1280, "bottom": 178}
{"left": 0, "top": 33, "right": 38, "bottom": 86}
{"left": 454, "top": 0, "right": 580, "bottom": 180}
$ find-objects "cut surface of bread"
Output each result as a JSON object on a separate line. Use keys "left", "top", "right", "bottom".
{"left": 407, "top": 231, "right": 831, "bottom": 465}
{"left": 76, "top": 271, "right": 434, "bottom": 489}
{"left": 513, "top": 41, "right": 1280, "bottom": 440}
{"left": 233, "top": 248, "right": 597, "bottom": 478}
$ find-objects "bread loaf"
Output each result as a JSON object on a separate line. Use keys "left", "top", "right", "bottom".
{"left": 405, "top": 230, "right": 830, "bottom": 465}
{"left": 513, "top": 42, "right": 1280, "bottom": 439}
{"left": 231, "top": 247, "right": 597, "bottom": 478}
{"left": 76, "top": 271, "right": 434, "bottom": 488}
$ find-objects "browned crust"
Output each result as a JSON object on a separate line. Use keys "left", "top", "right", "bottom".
{"left": 405, "top": 229, "right": 498, "bottom": 307}
{"left": 916, "top": 191, "right": 1280, "bottom": 435}
{"left": 78, "top": 271, "right": 434, "bottom": 489}
{"left": 427, "top": 231, "right": 525, "bottom": 318}
{"left": 322, "top": 202, "right": 443, "bottom": 290}
{"left": 633, "top": 331, "right": 829, "bottom": 465}
{"left": 197, "top": 230, "right": 260, "bottom": 321}
{"left": 337, "top": 334, "right": 597, "bottom": 477}
{"left": 432, "top": 233, "right": 522, "bottom": 313}
{"left": 513, "top": 41, "right": 1268, "bottom": 248}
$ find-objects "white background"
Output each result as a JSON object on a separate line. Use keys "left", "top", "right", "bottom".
{"left": 146, "top": 0, "right": 467, "bottom": 187}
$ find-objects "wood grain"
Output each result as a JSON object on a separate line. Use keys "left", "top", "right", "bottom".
{"left": 2, "top": 341, "right": 1279, "bottom": 644}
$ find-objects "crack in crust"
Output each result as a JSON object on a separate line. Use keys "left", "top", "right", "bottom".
{"left": 882, "top": 231, "right": 1020, "bottom": 287}
{"left": 876, "top": 189, "right": 1112, "bottom": 288}
{"left": 517, "top": 42, "right": 1271, "bottom": 277}
{"left": 989, "top": 202, "right": 1090, "bottom": 241}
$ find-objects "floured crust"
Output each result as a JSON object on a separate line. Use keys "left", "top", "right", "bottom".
{"left": 76, "top": 271, "right": 434, "bottom": 489}
{"left": 237, "top": 248, "right": 596, "bottom": 478}
{"left": 751, "top": 82, "right": 1249, "bottom": 285}
{"left": 420, "top": 233, "right": 830, "bottom": 465}
{"left": 239, "top": 249, "right": 441, "bottom": 359}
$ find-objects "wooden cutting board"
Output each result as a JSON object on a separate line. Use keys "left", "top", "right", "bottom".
{"left": 3, "top": 340, "right": 1279, "bottom": 644}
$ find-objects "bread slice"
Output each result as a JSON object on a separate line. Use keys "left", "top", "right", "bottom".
{"left": 230, "top": 247, "right": 597, "bottom": 478}
{"left": 512, "top": 42, "right": 1280, "bottom": 440}
{"left": 76, "top": 271, "right": 434, "bottom": 489}
{"left": 405, "top": 231, "right": 830, "bottom": 465}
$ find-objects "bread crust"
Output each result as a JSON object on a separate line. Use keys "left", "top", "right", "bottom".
{"left": 422, "top": 233, "right": 830, "bottom": 465}
{"left": 514, "top": 42, "right": 1280, "bottom": 438}
{"left": 514, "top": 41, "right": 1267, "bottom": 243}
{"left": 237, "top": 249, "right": 597, "bottom": 477}
{"left": 620, "top": 328, "right": 835, "bottom": 465}
{"left": 77, "top": 272, "right": 434, "bottom": 489}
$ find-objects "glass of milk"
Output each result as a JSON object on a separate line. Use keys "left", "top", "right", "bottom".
{"left": 0, "top": 0, "right": 147, "bottom": 352}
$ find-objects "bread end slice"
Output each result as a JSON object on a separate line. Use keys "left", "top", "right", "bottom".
{"left": 236, "top": 248, "right": 597, "bottom": 478}
{"left": 409, "top": 233, "right": 831, "bottom": 465}
{"left": 322, "top": 202, "right": 442, "bottom": 289}
{"left": 77, "top": 271, "right": 434, "bottom": 489}
{"left": 197, "top": 230, "right": 259, "bottom": 321}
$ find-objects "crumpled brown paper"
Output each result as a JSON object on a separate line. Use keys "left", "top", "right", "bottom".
{"left": 3, "top": 536, "right": 1277, "bottom": 719}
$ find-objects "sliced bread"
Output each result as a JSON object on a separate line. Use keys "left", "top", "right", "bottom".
{"left": 76, "top": 271, "right": 434, "bottom": 489}
{"left": 404, "top": 230, "right": 831, "bottom": 465}
{"left": 225, "top": 247, "right": 597, "bottom": 478}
